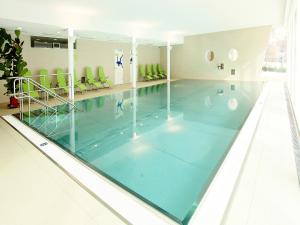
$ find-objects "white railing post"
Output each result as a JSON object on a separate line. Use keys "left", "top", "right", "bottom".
{"left": 167, "top": 40, "right": 171, "bottom": 82}
{"left": 132, "top": 37, "right": 138, "bottom": 89}
{"left": 68, "top": 28, "right": 75, "bottom": 103}
{"left": 167, "top": 81, "right": 171, "bottom": 120}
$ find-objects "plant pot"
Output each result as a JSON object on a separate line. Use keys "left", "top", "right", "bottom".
{"left": 8, "top": 96, "right": 19, "bottom": 109}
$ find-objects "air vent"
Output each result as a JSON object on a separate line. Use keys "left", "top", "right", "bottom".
{"left": 31, "top": 36, "right": 76, "bottom": 49}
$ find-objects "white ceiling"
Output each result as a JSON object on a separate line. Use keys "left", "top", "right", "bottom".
{"left": 0, "top": 0, "right": 286, "bottom": 45}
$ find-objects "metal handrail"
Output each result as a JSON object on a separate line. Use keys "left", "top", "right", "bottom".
{"left": 21, "top": 92, "right": 58, "bottom": 112}
{"left": 13, "top": 77, "right": 77, "bottom": 110}
{"left": 12, "top": 77, "right": 78, "bottom": 122}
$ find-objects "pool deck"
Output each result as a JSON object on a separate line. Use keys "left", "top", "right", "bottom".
{"left": 0, "top": 79, "right": 299, "bottom": 225}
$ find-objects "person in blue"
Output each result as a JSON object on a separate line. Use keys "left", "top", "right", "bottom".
{"left": 116, "top": 55, "right": 123, "bottom": 68}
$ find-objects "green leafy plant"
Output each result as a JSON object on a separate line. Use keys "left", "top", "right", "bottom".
{"left": 0, "top": 28, "right": 28, "bottom": 95}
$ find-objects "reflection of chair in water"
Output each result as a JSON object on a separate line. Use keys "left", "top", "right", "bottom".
{"left": 155, "top": 84, "right": 162, "bottom": 92}
{"left": 144, "top": 86, "right": 149, "bottom": 95}
{"left": 95, "top": 96, "right": 105, "bottom": 108}
{"left": 138, "top": 88, "right": 143, "bottom": 97}
{"left": 84, "top": 100, "right": 94, "bottom": 112}
{"left": 150, "top": 85, "right": 156, "bottom": 93}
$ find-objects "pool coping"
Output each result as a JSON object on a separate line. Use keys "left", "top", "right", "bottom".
{"left": 2, "top": 81, "right": 269, "bottom": 225}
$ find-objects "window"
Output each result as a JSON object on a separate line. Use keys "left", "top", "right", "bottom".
{"left": 262, "top": 27, "right": 287, "bottom": 73}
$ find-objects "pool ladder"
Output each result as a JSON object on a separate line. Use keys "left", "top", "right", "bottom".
{"left": 12, "top": 77, "right": 77, "bottom": 120}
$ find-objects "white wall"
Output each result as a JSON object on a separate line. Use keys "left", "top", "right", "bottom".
{"left": 0, "top": 27, "right": 270, "bottom": 104}
{"left": 22, "top": 35, "right": 161, "bottom": 84}
{"left": 161, "top": 26, "right": 272, "bottom": 81}
{"left": 0, "top": 35, "right": 160, "bottom": 103}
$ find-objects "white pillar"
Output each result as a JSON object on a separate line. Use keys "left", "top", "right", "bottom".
{"left": 70, "top": 109, "right": 76, "bottom": 153}
{"left": 132, "top": 88, "right": 138, "bottom": 140}
{"left": 132, "top": 37, "right": 138, "bottom": 89}
{"left": 167, "top": 81, "right": 171, "bottom": 120}
{"left": 167, "top": 40, "right": 171, "bottom": 82}
{"left": 68, "top": 28, "right": 75, "bottom": 103}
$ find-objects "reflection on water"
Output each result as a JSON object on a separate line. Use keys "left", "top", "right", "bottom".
{"left": 18, "top": 80, "right": 262, "bottom": 225}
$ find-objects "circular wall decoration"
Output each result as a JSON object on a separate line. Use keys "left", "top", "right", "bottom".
{"left": 205, "top": 50, "right": 215, "bottom": 62}
{"left": 228, "top": 48, "right": 239, "bottom": 62}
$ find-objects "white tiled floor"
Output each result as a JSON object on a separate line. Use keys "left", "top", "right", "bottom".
{"left": 0, "top": 80, "right": 299, "bottom": 225}
{"left": 223, "top": 81, "right": 300, "bottom": 225}
{"left": 0, "top": 118, "right": 128, "bottom": 225}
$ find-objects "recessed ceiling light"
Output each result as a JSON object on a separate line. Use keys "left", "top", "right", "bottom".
{"left": 57, "top": 31, "right": 60, "bottom": 34}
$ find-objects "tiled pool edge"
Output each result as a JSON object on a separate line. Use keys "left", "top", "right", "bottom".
{"left": 2, "top": 82, "right": 269, "bottom": 225}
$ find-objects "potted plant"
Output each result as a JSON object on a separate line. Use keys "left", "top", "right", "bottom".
{"left": 0, "top": 28, "right": 28, "bottom": 108}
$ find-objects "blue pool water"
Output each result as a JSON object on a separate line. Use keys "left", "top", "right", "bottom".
{"left": 19, "top": 80, "right": 262, "bottom": 224}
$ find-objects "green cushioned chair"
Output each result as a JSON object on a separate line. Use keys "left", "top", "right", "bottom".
{"left": 139, "top": 64, "right": 152, "bottom": 81}
{"left": 98, "top": 66, "right": 113, "bottom": 87}
{"left": 22, "top": 70, "right": 39, "bottom": 98}
{"left": 56, "top": 68, "right": 69, "bottom": 94}
{"left": 74, "top": 70, "right": 87, "bottom": 92}
{"left": 139, "top": 65, "right": 153, "bottom": 80}
{"left": 86, "top": 67, "right": 103, "bottom": 89}
{"left": 39, "top": 69, "right": 53, "bottom": 90}
{"left": 151, "top": 64, "right": 164, "bottom": 79}
{"left": 157, "top": 64, "right": 167, "bottom": 78}
{"left": 146, "top": 64, "right": 159, "bottom": 79}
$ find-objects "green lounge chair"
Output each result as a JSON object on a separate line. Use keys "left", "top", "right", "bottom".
{"left": 22, "top": 70, "right": 39, "bottom": 98}
{"left": 98, "top": 66, "right": 113, "bottom": 87}
{"left": 139, "top": 64, "right": 152, "bottom": 81}
{"left": 74, "top": 70, "right": 87, "bottom": 92}
{"left": 146, "top": 64, "right": 159, "bottom": 79}
{"left": 39, "top": 69, "right": 53, "bottom": 90}
{"left": 157, "top": 64, "right": 167, "bottom": 78}
{"left": 151, "top": 64, "right": 164, "bottom": 79}
{"left": 85, "top": 67, "right": 103, "bottom": 89}
{"left": 56, "top": 68, "right": 69, "bottom": 94}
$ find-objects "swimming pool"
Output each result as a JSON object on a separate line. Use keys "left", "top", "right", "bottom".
{"left": 15, "top": 80, "right": 262, "bottom": 224}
